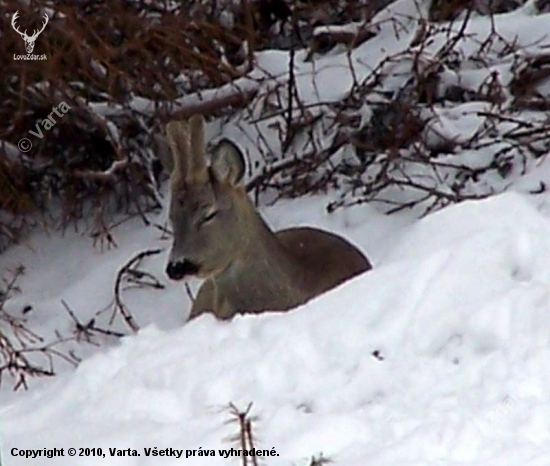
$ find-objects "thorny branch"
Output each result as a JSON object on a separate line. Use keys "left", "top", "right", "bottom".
{"left": 240, "top": 2, "right": 550, "bottom": 216}
{"left": 112, "top": 248, "right": 164, "bottom": 333}
{"left": 0, "top": 267, "right": 79, "bottom": 390}
{"left": 227, "top": 402, "right": 260, "bottom": 466}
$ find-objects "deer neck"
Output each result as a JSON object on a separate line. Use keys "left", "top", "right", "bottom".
{"left": 212, "top": 198, "right": 306, "bottom": 310}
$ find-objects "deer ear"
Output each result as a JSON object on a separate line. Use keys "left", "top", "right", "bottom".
{"left": 211, "top": 139, "right": 245, "bottom": 186}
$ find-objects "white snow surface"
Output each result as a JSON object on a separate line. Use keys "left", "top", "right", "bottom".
{"left": 3, "top": 189, "right": 550, "bottom": 465}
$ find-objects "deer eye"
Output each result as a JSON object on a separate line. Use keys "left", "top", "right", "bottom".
{"left": 201, "top": 210, "right": 218, "bottom": 224}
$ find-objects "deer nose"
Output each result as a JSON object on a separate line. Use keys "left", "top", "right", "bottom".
{"left": 166, "top": 260, "right": 200, "bottom": 280}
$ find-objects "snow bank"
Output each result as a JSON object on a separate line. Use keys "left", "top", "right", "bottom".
{"left": 3, "top": 192, "right": 550, "bottom": 465}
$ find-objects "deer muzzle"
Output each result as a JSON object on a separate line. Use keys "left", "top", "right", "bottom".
{"left": 166, "top": 259, "right": 200, "bottom": 280}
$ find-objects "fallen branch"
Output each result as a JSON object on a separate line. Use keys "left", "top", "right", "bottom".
{"left": 112, "top": 248, "right": 164, "bottom": 333}
{"left": 73, "top": 160, "right": 129, "bottom": 184}
{"left": 155, "top": 79, "right": 260, "bottom": 122}
{"left": 62, "top": 299, "right": 125, "bottom": 343}
{"left": 309, "top": 22, "right": 379, "bottom": 57}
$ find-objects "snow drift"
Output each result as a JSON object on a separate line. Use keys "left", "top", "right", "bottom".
{"left": 3, "top": 191, "right": 550, "bottom": 465}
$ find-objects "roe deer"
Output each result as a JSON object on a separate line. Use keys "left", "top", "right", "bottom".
{"left": 159, "top": 115, "right": 372, "bottom": 320}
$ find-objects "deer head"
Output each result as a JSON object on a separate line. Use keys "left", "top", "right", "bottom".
{"left": 161, "top": 115, "right": 249, "bottom": 281}
{"left": 12, "top": 11, "right": 49, "bottom": 54}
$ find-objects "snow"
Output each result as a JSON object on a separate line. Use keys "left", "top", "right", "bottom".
{"left": 4, "top": 186, "right": 550, "bottom": 465}
{"left": 423, "top": 101, "right": 491, "bottom": 148}
{"left": 4, "top": 2, "right": 550, "bottom": 466}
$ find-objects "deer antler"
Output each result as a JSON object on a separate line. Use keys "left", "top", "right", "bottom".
{"left": 11, "top": 11, "right": 26, "bottom": 38}
{"left": 28, "top": 13, "right": 48, "bottom": 40}
{"left": 11, "top": 11, "right": 48, "bottom": 40}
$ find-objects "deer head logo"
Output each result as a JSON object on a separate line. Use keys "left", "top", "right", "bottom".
{"left": 12, "top": 11, "right": 49, "bottom": 54}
